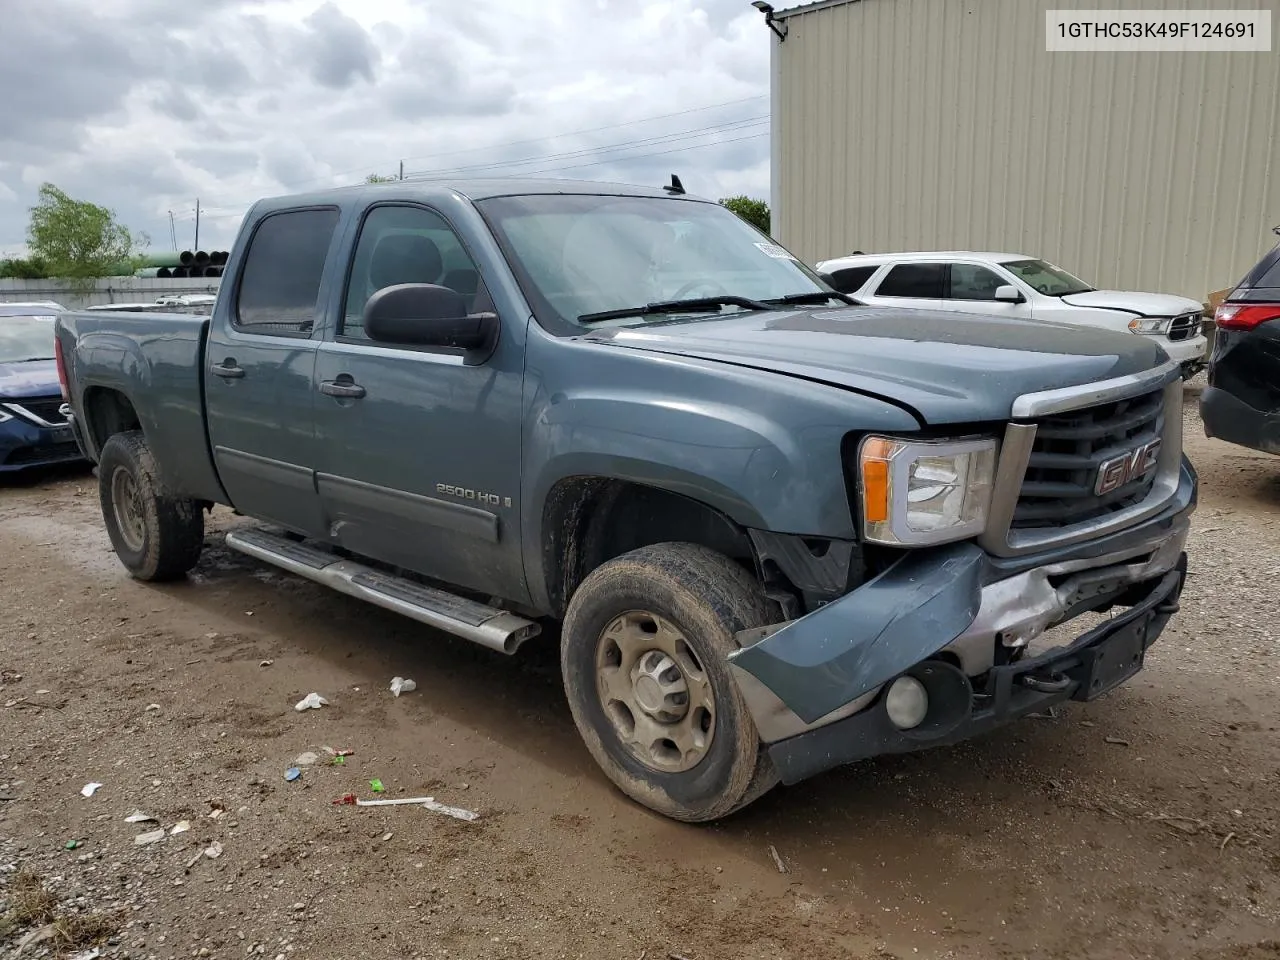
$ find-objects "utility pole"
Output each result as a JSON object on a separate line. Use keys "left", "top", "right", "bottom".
{"left": 193, "top": 198, "right": 201, "bottom": 251}
{"left": 399, "top": 160, "right": 404, "bottom": 181}
{"left": 168, "top": 211, "right": 178, "bottom": 250}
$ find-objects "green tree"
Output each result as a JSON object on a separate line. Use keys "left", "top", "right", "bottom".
{"left": 26, "top": 183, "right": 146, "bottom": 280}
{"left": 719, "top": 195, "right": 770, "bottom": 235}
{"left": 0, "top": 255, "right": 50, "bottom": 279}
{"left": 366, "top": 173, "right": 396, "bottom": 183}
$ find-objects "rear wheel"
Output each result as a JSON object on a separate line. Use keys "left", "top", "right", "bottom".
{"left": 561, "top": 543, "right": 778, "bottom": 822}
{"left": 99, "top": 430, "right": 204, "bottom": 581}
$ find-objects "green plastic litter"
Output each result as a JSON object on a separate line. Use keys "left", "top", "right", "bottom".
{"left": 369, "top": 779, "right": 384, "bottom": 793}
{"left": 65, "top": 839, "right": 81, "bottom": 850}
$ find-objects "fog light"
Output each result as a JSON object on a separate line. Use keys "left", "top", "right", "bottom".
{"left": 885, "top": 676, "right": 929, "bottom": 730}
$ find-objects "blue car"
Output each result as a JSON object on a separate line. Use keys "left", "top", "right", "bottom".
{"left": 0, "top": 308, "right": 86, "bottom": 472}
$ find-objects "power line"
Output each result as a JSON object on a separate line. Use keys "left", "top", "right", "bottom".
{"left": 402, "top": 116, "right": 768, "bottom": 180}
{"left": 396, "top": 94, "right": 767, "bottom": 166}
{"left": 184, "top": 129, "right": 771, "bottom": 225}
{"left": 503, "top": 130, "right": 769, "bottom": 178}
{"left": 181, "top": 99, "right": 772, "bottom": 225}
{"left": 275, "top": 93, "right": 769, "bottom": 193}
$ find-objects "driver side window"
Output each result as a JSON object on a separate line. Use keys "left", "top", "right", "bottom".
{"left": 946, "top": 263, "right": 1006, "bottom": 301}
{"left": 341, "top": 205, "right": 489, "bottom": 340}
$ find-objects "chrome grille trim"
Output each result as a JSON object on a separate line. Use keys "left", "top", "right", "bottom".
{"left": 0, "top": 400, "right": 69, "bottom": 429}
{"left": 1009, "top": 358, "right": 1181, "bottom": 418}
{"left": 980, "top": 370, "right": 1184, "bottom": 558}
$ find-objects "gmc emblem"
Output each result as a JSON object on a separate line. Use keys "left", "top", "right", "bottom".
{"left": 1095, "top": 439, "right": 1162, "bottom": 495}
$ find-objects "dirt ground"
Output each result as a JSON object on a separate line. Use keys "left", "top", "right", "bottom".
{"left": 1, "top": 385, "right": 1277, "bottom": 960}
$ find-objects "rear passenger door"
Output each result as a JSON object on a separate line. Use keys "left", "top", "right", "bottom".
{"left": 204, "top": 206, "right": 343, "bottom": 536}
{"left": 861, "top": 262, "right": 945, "bottom": 311}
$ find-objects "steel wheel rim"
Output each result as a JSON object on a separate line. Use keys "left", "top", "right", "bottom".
{"left": 594, "top": 610, "right": 716, "bottom": 773}
{"left": 110, "top": 466, "right": 146, "bottom": 553}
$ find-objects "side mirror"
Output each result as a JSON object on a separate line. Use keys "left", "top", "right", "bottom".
{"left": 363, "top": 283, "right": 498, "bottom": 360}
{"left": 994, "top": 284, "right": 1024, "bottom": 303}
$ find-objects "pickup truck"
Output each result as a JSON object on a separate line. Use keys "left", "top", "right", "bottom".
{"left": 54, "top": 178, "right": 1196, "bottom": 822}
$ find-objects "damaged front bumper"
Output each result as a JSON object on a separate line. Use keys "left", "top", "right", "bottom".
{"left": 728, "top": 467, "right": 1194, "bottom": 785}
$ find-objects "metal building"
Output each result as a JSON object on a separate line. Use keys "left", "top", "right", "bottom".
{"left": 768, "top": 0, "right": 1279, "bottom": 301}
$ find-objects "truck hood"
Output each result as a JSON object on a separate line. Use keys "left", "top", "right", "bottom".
{"left": 586, "top": 306, "right": 1166, "bottom": 424}
{"left": 0, "top": 358, "right": 60, "bottom": 400}
{"left": 1059, "top": 290, "right": 1204, "bottom": 316}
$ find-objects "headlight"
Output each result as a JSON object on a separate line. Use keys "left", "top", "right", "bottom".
{"left": 858, "top": 436, "right": 997, "bottom": 545}
{"left": 1128, "top": 317, "right": 1171, "bottom": 335}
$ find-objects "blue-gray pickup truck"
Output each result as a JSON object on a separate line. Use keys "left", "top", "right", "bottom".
{"left": 53, "top": 179, "right": 1196, "bottom": 821}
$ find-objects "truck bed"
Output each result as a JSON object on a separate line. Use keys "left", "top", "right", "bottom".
{"left": 56, "top": 309, "right": 226, "bottom": 504}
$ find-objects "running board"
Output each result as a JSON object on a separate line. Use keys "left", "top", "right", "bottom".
{"left": 224, "top": 528, "right": 541, "bottom": 655}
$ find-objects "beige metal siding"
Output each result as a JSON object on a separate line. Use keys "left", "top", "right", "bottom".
{"left": 774, "top": 0, "right": 1280, "bottom": 300}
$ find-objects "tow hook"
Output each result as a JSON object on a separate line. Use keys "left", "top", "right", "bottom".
{"left": 1018, "top": 671, "right": 1073, "bottom": 694}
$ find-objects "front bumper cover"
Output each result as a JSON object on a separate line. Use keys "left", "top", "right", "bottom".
{"left": 764, "top": 562, "right": 1184, "bottom": 785}
{"left": 728, "top": 459, "right": 1194, "bottom": 758}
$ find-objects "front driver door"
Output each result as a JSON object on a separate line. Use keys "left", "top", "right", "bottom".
{"left": 310, "top": 202, "right": 527, "bottom": 601}
{"left": 204, "top": 206, "right": 343, "bottom": 536}
{"left": 940, "top": 262, "right": 1035, "bottom": 320}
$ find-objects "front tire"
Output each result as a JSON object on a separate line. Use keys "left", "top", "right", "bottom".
{"left": 561, "top": 543, "right": 778, "bottom": 822}
{"left": 98, "top": 430, "right": 204, "bottom": 581}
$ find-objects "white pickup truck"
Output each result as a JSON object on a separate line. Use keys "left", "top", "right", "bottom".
{"left": 816, "top": 251, "right": 1209, "bottom": 378}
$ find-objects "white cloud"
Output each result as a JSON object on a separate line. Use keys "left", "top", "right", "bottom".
{"left": 0, "top": 0, "right": 771, "bottom": 254}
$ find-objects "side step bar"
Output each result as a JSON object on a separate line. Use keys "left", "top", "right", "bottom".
{"left": 224, "top": 528, "right": 541, "bottom": 655}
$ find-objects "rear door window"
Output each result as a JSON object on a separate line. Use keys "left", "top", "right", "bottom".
{"left": 825, "top": 265, "right": 878, "bottom": 294}
{"left": 874, "top": 263, "right": 945, "bottom": 298}
{"left": 235, "top": 208, "right": 340, "bottom": 336}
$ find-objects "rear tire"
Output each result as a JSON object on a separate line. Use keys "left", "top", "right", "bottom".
{"left": 561, "top": 543, "right": 779, "bottom": 822}
{"left": 98, "top": 430, "right": 204, "bottom": 581}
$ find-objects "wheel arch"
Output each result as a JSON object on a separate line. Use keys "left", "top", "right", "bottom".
{"left": 538, "top": 476, "right": 760, "bottom": 618}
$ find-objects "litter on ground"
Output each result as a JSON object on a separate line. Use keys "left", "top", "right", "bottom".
{"left": 390, "top": 676, "right": 417, "bottom": 697}
{"left": 135, "top": 828, "right": 165, "bottom": 845}
{"left": 80, "top": 782, "right": 102, "bottom": 798}
{"left": 294, "top": 693, "right": 328, "bottom": 711}
{"left": 355, "top": 795, "right": 480, "bottom": 822}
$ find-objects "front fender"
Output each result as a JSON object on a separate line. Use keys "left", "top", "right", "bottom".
{"left": 728, "top": 543, "right": 986, "bottom": 723}
{"left": 519, "top": 329, "right": 921, "bottom": 612}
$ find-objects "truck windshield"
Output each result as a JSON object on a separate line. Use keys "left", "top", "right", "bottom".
{"left": 476, "top": 193, "right": 834, "bottom": 332}
{"left": 1001, "top": 259, "right": 1095, "bottom": 297}
{"left": 0, "top": 315, "right": 57, "bottom": 363}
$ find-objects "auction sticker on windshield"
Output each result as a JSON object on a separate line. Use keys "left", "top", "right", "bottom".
{"left": 755, "top": 242, "right": 796, "bottom": 260}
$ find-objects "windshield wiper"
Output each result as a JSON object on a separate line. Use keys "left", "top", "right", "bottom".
{"left": 762, "top": 291, "right": 857, "bottom": 307}
{"left": 578, "top": 295, "right": 771, "bottom": 325}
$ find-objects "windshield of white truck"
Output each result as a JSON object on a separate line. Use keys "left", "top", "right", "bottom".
{"left": 476, "top": 193, "right": 840, "bottom": 332}
{"left": 0, "top": 315, "right": 57, "bottom": 363}
{"left": 1001, "top": 259, "right": 1095, "bottom": 297}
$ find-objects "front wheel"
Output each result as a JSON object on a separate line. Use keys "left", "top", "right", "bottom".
{"left": 98, "top": 430, "right": 205, "bottom": 581}
{"left": 561, "top": 543, "right": 778, "bottom": 822}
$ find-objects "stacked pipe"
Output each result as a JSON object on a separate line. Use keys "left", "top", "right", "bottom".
{"left": 150, "top": 250, "right": 230, "bottom": 279}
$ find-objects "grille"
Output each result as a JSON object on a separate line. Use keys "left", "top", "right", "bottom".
{"left": 1012, "top": 388, "right": 1165, "bottom": 529}
{"left": 1167, "top": 312, "right": 1200, "bottom": 342}
{"left": 7, "top": 397, "right": 67, "bottom": 426}
{"left": 4, "top": 442, "right": 81, "bottom": 466}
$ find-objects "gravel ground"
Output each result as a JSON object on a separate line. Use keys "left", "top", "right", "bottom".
{"left": 1, "top": 386, "right": 1277, "bottom": 960}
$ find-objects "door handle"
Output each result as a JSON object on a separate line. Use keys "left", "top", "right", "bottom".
{"left": 211, "top": 360, "right": 245, "bottom": 379}
{"left": 319, "top": 379, "right": 366, "bottom": 399}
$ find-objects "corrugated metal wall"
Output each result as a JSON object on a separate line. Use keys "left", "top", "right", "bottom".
{"left": 774, "top": 0, "right": 1280, "bottom": 300}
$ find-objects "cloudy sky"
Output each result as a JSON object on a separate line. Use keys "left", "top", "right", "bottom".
{"left": 0, "top": 0, "right": 772, "bottom": 257}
